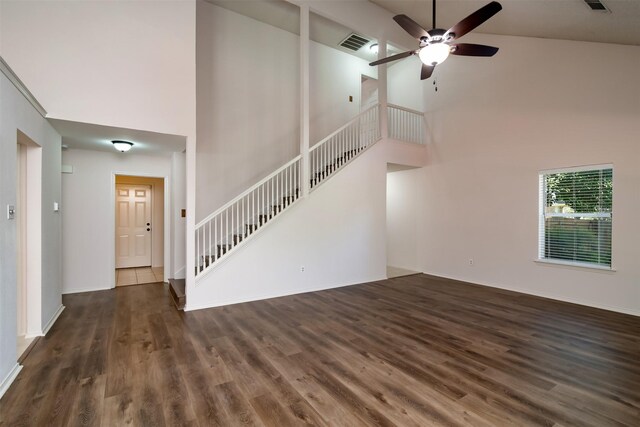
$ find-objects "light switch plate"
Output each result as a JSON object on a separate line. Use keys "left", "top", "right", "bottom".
{"left": 54, "top": 202, "right": 59, "bottom": 212}
{"left": 7, "top": 205, "right": 15, "bottom": 220}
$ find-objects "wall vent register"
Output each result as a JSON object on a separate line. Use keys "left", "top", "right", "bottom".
{"left": 339, "top": 33, "right": 370, "bottom": 51}
{"left": 583, "top": 0, "right": 609, "bottom": 12}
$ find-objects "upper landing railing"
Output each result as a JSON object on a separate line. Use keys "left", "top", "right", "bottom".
{"left": 195, "top": 102, "right": 427, "bottom": 279}
{"left": 388, "top": 103, "right": 426, "bottom": 145}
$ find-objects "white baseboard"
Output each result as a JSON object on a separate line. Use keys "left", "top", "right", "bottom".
{"left": 422, "top": 271, "right": 640, "bottom": 317}
{"left": 43, "top": 304, "right": 65, "bottom": 336}
{"left": 174, "top": 266, "right": 185, "bottom": 279}
{"left": 24, "top": 304, "right": 66, "bottom": 339}
{"left": 62, "top": 285, "right": 112, "bottom": 295}
{"left": 0, "top": 364, "right": 23, "bottom": 400}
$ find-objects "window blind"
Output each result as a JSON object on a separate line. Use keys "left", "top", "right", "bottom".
{"left": 538, "top": 166, "right": 613, "bottom": 268}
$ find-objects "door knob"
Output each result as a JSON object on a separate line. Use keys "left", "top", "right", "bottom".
{"left": 147, "top": 228, "right": 151, "bottom": 231}
{"left": 146, "top": 222, "right": 150, "bottom": 226}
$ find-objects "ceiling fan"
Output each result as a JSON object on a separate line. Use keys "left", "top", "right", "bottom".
{"left": 370, "top": 0, "right": 502, "bottom": 80}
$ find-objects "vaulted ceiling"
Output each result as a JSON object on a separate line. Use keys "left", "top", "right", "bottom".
{"left": 369, "top": 0, "right": 640, "bottom": 46}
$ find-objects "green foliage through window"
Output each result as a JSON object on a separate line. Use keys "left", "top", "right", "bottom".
{"left": 540, "top": 167, "right": 612, "bottom": 267}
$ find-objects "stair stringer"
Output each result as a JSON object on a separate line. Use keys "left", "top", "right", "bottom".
{"left": 186, "top": 141, "right": 390, "bottom": 311}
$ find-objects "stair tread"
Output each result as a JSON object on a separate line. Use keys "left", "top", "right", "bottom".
{"left": 168, "top": 278, "right": 186, "bottom": 310}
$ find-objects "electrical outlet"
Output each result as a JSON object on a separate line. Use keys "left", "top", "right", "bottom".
{"left": 300, "top": 266, "right": 305, "bottom": 273}
{"left": 469, "top": 259, "right": 474, "bottom": 266}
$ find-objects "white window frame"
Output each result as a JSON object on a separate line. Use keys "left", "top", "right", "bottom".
{"left": 538, "top": 164, "right": 613, "bottom": 270}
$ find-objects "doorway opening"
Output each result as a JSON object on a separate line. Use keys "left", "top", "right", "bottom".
{"left": 114, "top": 175, "right": 165, "bottom": 286}
{"left": 16, "top": 130, "right": 43, "bottom": 356}
{"left": 361, "top": 75, "right": 378, "bottom": 112}
{"left": 386, "top": 163, "right": 422, "bottom": 279}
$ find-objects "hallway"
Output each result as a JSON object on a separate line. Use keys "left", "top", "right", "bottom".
{"left": 115, "top": 267, "right": 164, "bottom": 287}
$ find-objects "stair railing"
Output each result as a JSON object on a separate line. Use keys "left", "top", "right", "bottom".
{"left": 310, "top": 104, "right": 380, "bottom": 189}
{"left": 195, "top": 155, "right": 301, "bottom": 278}
{"left": 194, "top": 103, "right": 382, "bottom": 278}
{"left": 388, "top": 103, "right": 425, "bottom": 144}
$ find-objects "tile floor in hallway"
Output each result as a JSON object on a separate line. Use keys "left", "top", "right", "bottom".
{"left": 115, "top": 267, "right": 163, "bottom": 286}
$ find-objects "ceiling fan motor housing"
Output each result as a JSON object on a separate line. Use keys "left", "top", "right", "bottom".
{"left": 370, "top": 1, "right": 502, "bottom": 80}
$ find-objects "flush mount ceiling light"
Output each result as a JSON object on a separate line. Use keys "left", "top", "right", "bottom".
{"left": 369, "top": 43, "right": 379, "bottom": 54}
{"left": 112, "top": 140, "right": 133, "bottom": 152}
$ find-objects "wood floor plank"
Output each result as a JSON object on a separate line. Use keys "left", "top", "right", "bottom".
{"left": 0, "top": 277, "right": 638, "bottom": 426}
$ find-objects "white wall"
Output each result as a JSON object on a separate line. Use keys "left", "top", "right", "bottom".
{"left": 188, "top": 141, "right": 388, "bottom": 310}
{"left": 309, "top": 42, "right": 377, "bottom": 144}
{"left": 61, "top": 149, "right": 173, "bottom": 293}
{"left": 196, "top": 2, "right": 377, "bottom": 222}
{"left": 420, "top": 34, "right": 640, "bottom": 315}
{"left": 387, "top": 57, "right": 426, "bottom": 112}
{"left": 1, "top": 0, "right": 197, "bottom": 288}
{"left": 0, "top": 0, "right": 196, "bottom": 139}
{"left": 290, "top": 0, "right": 415, "bottom": 52}
{"left": 0, "top": 70, "right": 62, "bottom": 397}
{"left": 196, "top": 1, "right": 299, "bottom": 221}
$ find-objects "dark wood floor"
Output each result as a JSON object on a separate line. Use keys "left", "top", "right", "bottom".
{"left": 1, "top": 274, "right": 638, "bottom": 426}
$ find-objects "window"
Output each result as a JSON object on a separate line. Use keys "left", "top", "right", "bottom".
{"left": 539, "top": 165, "right": 613, "bottom": 268}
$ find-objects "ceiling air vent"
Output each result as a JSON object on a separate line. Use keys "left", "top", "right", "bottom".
{"left": 339, "top": 33, "right": 370, "bottom": 51}
{"left": 583, "top": 0, "right": 609, "bottom": 12}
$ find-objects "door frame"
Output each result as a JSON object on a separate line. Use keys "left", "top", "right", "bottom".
{"left": 360, "top": 74, "right": 379, "bottom": 112}
{"left": 17, "top": 130, "right": 43, "bottom": 338}
{"left": 109, "top": 172, "right": 170, "bottom": 288}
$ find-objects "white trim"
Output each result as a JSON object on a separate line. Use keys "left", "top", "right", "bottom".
{"left": 0, "top": 56, "right": 47, "bottom": 117}
{"left": 174, "top": 266, "right": 185, "bottom": 279}
{"left": 42, "top": 305, "right": 65, "bottom": 336}
{"left": 387, "top": 103, "right": 424, "bottom": 116}
{"left": 421, "top": 271, "right": 639, "bottom": 317}
{"left": 196, "top": 156, "right": 302, "bottom": 228}
{"left": 311, "top": 104, "right": 379, "bottom": 150}
{"left": 0, "top": 364, "right": 23, "bottom": 400}
{"left": 540, "top": 163, "right": 613, "bottom": 175}
{"left": 534, "top": 258, "right": 615, "bottom": 272}
{"left": 62, "top": 285, "right": 113, "bottom": 295}
{"left": 544, "top": 212, "right": 611, "bottom": 219}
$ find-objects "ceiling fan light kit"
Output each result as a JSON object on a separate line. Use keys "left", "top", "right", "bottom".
{"left": 370, "top": 1, "right": 503, "bottom": 80}
{"left": 418, "top": 43, "right": 451, "bottom": 66}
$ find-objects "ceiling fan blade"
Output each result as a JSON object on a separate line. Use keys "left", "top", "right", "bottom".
{"left": 393, "top": 14, "right": 430, "bottom": 40}
{"left": 450, "top": 43, "right": 499, "bottom": 57}
{"left": 421, "top": 64, "right": 435, "bottom": 80}
{"left": 369, "top": 51, "right": 415, "bottom": 66}
{"left": 445, "top": 1, "right": 502, "bottom": 41}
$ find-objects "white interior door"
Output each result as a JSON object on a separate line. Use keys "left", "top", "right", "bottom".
{"left": 116, "top": 184, "right": 152, "bottom": 268}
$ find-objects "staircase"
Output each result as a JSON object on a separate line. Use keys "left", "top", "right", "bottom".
{"left": 170, "top": 103, "right": 425, "bottom": 310}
